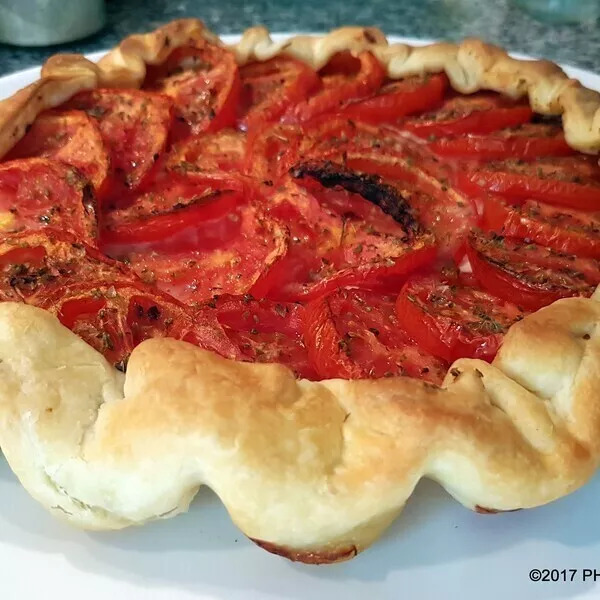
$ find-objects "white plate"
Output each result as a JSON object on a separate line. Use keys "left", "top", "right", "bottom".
{"left": 1, "top": 34, "right": 600, "bottom": 600}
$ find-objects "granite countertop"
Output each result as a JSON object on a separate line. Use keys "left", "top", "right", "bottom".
{"left": 0, "top": 0, "right": 598, "bottom": 77}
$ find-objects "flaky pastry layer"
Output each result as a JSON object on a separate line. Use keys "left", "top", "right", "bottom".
{"left": 0, "top": 20, "right": 600, "bottom": 564}
{"left": 0, "top": 292, "right": 599, "bottom": 563}
{"left": 0, "top": 19, "right": 599, "bottom": 156}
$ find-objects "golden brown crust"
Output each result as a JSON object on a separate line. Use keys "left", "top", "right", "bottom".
{"left": 0, "top": 292, "right": 599, "bottom": 562}
{"left": 0, "top": 19, "right": 599, "bottom": 156}
{"left": 1, "top": 19, "right": 600, "bottom": 565}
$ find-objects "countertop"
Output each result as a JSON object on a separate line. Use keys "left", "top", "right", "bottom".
{"left": 0, "top": 0, "right": 598, "bottom": 77}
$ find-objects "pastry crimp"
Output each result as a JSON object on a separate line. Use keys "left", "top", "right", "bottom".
{"left": 0, "top": 292, "right": 598, "bottom": 563}
{"left": 0, "top": 19, "right": 599, "bottom": 158}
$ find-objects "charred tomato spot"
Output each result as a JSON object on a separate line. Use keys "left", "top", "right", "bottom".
{"left": 290, "top": 160, "right": 422, "bottom": 238}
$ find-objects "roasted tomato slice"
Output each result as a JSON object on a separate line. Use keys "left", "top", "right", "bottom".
{"left": 256, "top": 170, "right": 437, "bottom": 301}
{"left": 428, "top": 122, "right": 573, "bottom": 160}
{"left": 238, "top": 56, "right": 320, "bottom": 131}
{"left": 0, "top": 158, "right": 97, "bottom": 244}
{"left": 244, "top": 117, "right": 379, "bottom": 182}
{"left": 336, "top": 74, "right": 448, "bottom": 124}
{"left": 304, "top": 287, "right": 448, "bottom": 383}
{"left": 282, "top": 51, "right": 385, "bottom": 123}
{"left": 467, "top": 231, "right": 600, "bottom": 310}
{"left": 206, "top": 294, "right": 318, "bottom": 379}
{"left": 455, "top": 156, "right": 600, "bottom": 210}
{"left": 0, "top": 230, "right": 133, "bottom": 304}
{"left": 144, "top": 39, "right": 240, "bottom": 139}
{"left": 6, "top": 110, "right": 110, "bottom": 195}
{"left": 100, "top": 173, "right": 245, "bottom": 252}
{"left": 243, "top": 122, "right": 303, "bottom": 181}
{"left": 395, "top": 275, "right": 525, "bottom": 363}
{"left": 294, "top": 116, "right": 382, "bottom": 162}
{"left": 343, "top": 153, "right": 479, "bottom": 259}
{"left": 47, "top": 282, "right": 240, "bottom": 369}
{"left": 65, "top": 89, "right": 172, "bottom": 193}
{"left": 481, "top": 195, "right": 600, "bottom": 258}
{"left": 166, "top": 129, "right": 247, "bottom": 172}
{"left": 401, "top": 93, "right": 533, "bottom": 138}
{"left": 123, "top": 205, "right": 288, "bottom": 303}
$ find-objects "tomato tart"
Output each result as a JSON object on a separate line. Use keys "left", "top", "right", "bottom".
{"left": 0, "top": 19, "right": 599, "bottom": 564}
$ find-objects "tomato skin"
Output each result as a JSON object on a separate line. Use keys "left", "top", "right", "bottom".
{"left": 144, "top": 40, "right": 240, "bottom": 140}
{"left": 65, "top": 88, "right": 173, "bottom": 194}
{"left": 101, "top": 191, "right": 244, "bottom": 254}
{"left": 6, "top": 110, "right": 110, "bottom": 196}
{"left": 428, "top": 123, "right": 573, "bottom": 160}
{"left": 304, "top": 287, "right": 448, "bottom": 383}
{"left": 282, "top": 51, "right": 385, "bottom": 123}
{"left": 467, "top": 232, "right": 600, "bottom": 311}
{"left": 0, "top": 230, "right": 135, "bottom": 305}
{"left": 264, "top": 239, "right": 437, "bottom": 302}
{"left": 336, "top": 74, "right": 448, "bottom": 124}
{"left": 343, "top": 154, "right": 479, "bottom": 259}
{"left": 395, "top": 276, "right": 525, "bottom": 363}
{"left": 243, "top": 123, "right": 303, "bottom": 181}
{"left": 100, "top": 170, "right": 247, "bottom": 252}
{"left": 122, "top": 206, "right": 288, "bottom": 304}
{"left": 481, "top": 195, "right": 600, "bottom": 259}
{"left": 166, "top": 129, "right": 247, "bottom": 173}
{"left": 401, "top": 93, "right": 533, "bottom": 138}
{"left": 238, "top": 56, "right": 321, "bottom": 131}
{"left": 256, "top": 169, "right": 438, "bottom": 302}
{"left": 246, "top": 117, "right": 382, "bottom": 182}
{"left": 0, "top": 158, "right": 98, "bottom": 245}
{"left": 455, "top": 157, "right": 600, "bottom": 211}
{"left": 207, "top": 294, "right": 318, "bottom": 379}
{"left": 47, "top": 281, "right": 242, "bottom": 368}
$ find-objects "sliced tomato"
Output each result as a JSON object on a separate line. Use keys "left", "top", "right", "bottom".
{"left": 342, "top": 154, "right": 479, "bottom": 259}
{"left": 467, "top": 231, "right": 600, "bottom": 310}
{"left": 124, "top": 291, "right": 240, "bottom": 356}
{"left": 395, "top": 275, "right": 525, "bottom": 363}
{"left": 455, "top": 156, "right": 600, "bottom": 210}
{"left": 255, "top": 173, "right": 437, "bottom": 301}
{"left": 166, "top": 129, "right": 247, "bottom": 172}
{"left": 401, "top": 93, "right": 533, "bottom": 138}
{"left": 295, "top": 116, "right": 383, "bottom": 162}
{"left": 6, "top": 110, "right": 110, "bottom": 195}
{"left": 0, "top": 230, "right": 134, "bottom": 305}
{"left": 0, "top": 158, "right": 97, "bottom": 244}
{"left": 144, "top": 39, "right": 240, "bottom": 139}
{"left": 243, "top": 122, "right": 303, "bottom": 181}
{"left": 243, "top": 117, "right": 380, "bottom": 182}
{"left": 122, "top": 205, "right": 288, "bottom": 303}
{"left": 287, "top": 117, "right": 472, "bottom": 218}
{"left": 304, "top": 287, "right": 448, "bottom": 383}
{"left": 65, "top": 89, "right": 172, "bottom": 193}
{"left": 100, "top": 172, "right": 246, "bottom": 252}
{"left": 47, "top": 282, "right": 240, "bottom": 369}
{"left": 238, "top": 56, "right": 320, "bottom": 131}
{"left": 336, "top": 74, "right": 448, "bottom": 124}
{"left": 282, "top": 51, "right": 385, "bottom": 123}
{"left": 428, "top": 122, "right": 573, "bottom": 160}
{"left": 51, "top": 285, "right": 135, "bottom": 369}
{"left": 481, "top": 195, "right": 600, "bottom": 258}
{"left": 206, "top": 294, "right": 317, "bottom": 379}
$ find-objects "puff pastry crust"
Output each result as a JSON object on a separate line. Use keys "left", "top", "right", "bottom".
{"left": 0, "top": 19, "right": 600, "bottom": 564}
{"left": 1, "top": 293, "right": 599, "bottom": 563}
